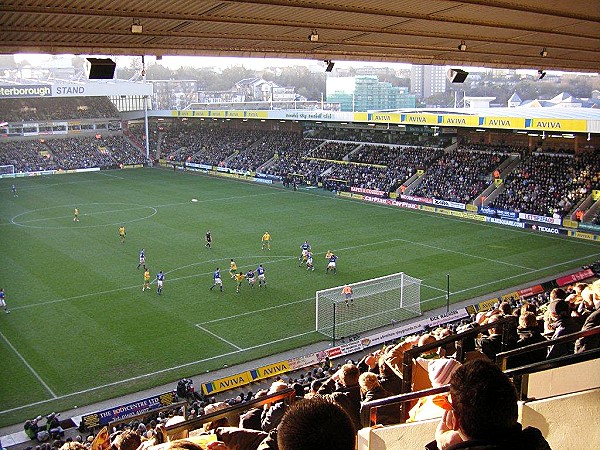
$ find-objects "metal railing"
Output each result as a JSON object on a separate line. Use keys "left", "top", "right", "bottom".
{"left": 165, "top": 388, "right": 296, "bottom": 439}
{"left": 400, "top": 316, "right": 516, "bottom": 393}
{"left": 361, "top": 326, "right": 600, "bottom": 426}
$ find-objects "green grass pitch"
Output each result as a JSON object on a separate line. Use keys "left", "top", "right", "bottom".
{"left": 1, "top": 168, "right": 599, "bottom": 426}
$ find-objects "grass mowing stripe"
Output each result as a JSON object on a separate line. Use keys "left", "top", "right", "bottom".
{"left": 0, "top": 331, "right": 57, "bottom": 399}
{"left": 0, "top": 330, "right": 316, "bottom": 417}
{"left": 1, "top": 168, "right": 599, "bottom": 426}
{"left": 11, "top": 236, "right": 539, "bottom": 312}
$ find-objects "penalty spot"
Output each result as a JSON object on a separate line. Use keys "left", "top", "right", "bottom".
{"left": 191, "top": 198, "right": 198, "bottom": 202}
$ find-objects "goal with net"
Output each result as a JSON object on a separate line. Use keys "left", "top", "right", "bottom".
{"left": 315, "top": 272, "right": 422, "bottom": 342}
{"left": 0, "top": 164, "right": 15, "bottom": 178}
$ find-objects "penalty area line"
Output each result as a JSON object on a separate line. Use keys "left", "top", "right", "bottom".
{"left": 195, "top": 325, "right": 242, "bottom": 350}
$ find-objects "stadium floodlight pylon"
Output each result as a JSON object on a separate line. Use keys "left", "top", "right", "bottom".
{"left": 315, "top": 272, "right": 422, "bottom": 343}
{"left": 0, "top": 164, "right": 15, "bottom": 178}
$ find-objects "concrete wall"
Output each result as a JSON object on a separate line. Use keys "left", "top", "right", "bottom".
{"left": 520, "top": 389, "right": 600, "bottom": 450}
{"left": 358, "top": 387, "right": 600, "bottom": 450}
{"left": 358, "top": 419, "right": 437, "bottom": 450}
{"left": 526, "top": 358, "right": 600, "bottom": 399}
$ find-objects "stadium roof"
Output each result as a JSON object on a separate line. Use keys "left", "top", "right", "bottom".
{"left": 1, "top": 0, "right": 599, "bottom": 73}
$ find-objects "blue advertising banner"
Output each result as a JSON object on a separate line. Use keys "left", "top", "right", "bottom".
{"left": 81, "top": 392, "right": 176, "bottom": 428}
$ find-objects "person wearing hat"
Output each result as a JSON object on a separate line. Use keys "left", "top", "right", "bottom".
{"left": 406, "top": 358, "right": 461, "bottom": 423}
{"left": 203, "top": 402, "right": 230, "bottom": 432}
{"left": 546, "top": 298, "right": 581, "bottom": 359}
{"left": 260, "top": 381, "right": 289, "bottom": 432}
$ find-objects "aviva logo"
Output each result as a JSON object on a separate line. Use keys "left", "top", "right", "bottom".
{"left": 217, "top": 375, "right": 247, "bottom": 389}
{"left": 488, "top": 119, "right": 512, "bottom": 127}
{"left": 259, "top": 363, "right": 289, "bottom": 377}
{"left": 535, "top": 121, "right": 562, "bottom": 129}
{"left": 373, "top": 114, "right": 391, "bottom": 121}
{"left": 446, "top": 117, "right": 467, "bottom": 125}
{"left": 407, "top": 116, "right": 427, "bottom": 123}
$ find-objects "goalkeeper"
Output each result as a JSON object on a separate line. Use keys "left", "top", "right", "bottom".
{"left": 342, "top": 285, "right": 353, "bottom": 306}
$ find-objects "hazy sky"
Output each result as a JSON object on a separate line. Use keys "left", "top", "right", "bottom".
{"left": 14, "top": 53, "right": 589, "bottom": 78}
{"left": 14, "top": 53, "right": 411, "bottom": 71}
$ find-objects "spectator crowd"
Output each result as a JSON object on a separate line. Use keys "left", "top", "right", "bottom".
{"left": 2, "top": 117, "right": 599, "bottom": 222}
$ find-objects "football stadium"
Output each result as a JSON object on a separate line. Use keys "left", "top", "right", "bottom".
{"left": 1, "top": 2, "right": 600, "bottom": 450}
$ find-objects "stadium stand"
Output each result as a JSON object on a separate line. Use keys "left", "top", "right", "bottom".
{"left": 0, "top": 97, "right": 119, "bottom": 121}
{"left": 490, "top": 152, "right": 600, "bottom": 218}
{"left": 0, "top": 135, "right": 145, "bottom": 171}
{"left": 412, "top": 149, "right": 509, "bottom": 204}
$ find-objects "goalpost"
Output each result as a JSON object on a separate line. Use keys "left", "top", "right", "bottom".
{"left": 315, "top": 272, "right": 422, "bottom": 342}
{"left": 0, "top": 164, "right": 15, "bottom": 178}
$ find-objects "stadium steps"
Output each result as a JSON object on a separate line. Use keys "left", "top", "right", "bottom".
{"left": 345, "top": 143, "right": 365, "bottom": 161}
{"left": 584, "top": 198, "right": 600, "bottom": 222}
{"left": 400, "top": 172, "right": 423, "bottom": 195}
{"left": 256, "top": 156, "right": 276, "bottom": 172}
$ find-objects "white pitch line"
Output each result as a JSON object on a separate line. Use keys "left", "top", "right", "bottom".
{"left": 5, "top": 192, "right": 289, "bottom": 228}
{"left": 166, "top": 255, "right": 296, "bottom": 276}
{"left": 329, "top": 190, "right": 600, "bottom": 249}
{"left": 0, "top": 328, "right": 316, "bottom": 416}
{"left": 3, "top": 251, "right": 598, "bottom": 415}
{"left": 196, "top": 325, "right": 242, "bottom": 350}
{"left": 11, "top": 235, "right": 598, "bottom": 311}
{"left": 0, "top": 330, "right": 57, "bottom": 399}
{"left": 335, "top": 237, "right": 534, "bottom": 270}
{"left": 95, "top": 171, "right": 125, "bottom": 179}
{"left": 199, "top": 296, "right": 315, "bottom": 325}
{"left": 419, "top": 253, "right": 600, "bottom": 306}
{"left": 16, "top": 205, "right": 158, "bottom": 224}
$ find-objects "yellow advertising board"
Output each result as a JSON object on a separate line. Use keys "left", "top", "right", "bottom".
{"left": 203, "top": 371, "right": 254, "bottom": 395}
{"left": 477, "top": 298, "right": 498, "bottom": 312}
{"left": 224, "top": 110, "right": 244, "bottom": 118}
{"left": 400, "top": 113, "right": 437, "bottom": 125}
{"left": 526, "top": 118, "right": 587, "bottom": 133}
{"left": 562, "top": 219, "right": 578, "bottom": 229}
{"left": 439, "top": 115, "right": 479, "bottom": 127}
{"left": 253, "top": 361, "right": 291, "bottom": 381}
{"left": 480, "top": 116, "right": 526, "bottom": 130}
{"left": 244, "top": 110, "right": 269, "bottom": 119}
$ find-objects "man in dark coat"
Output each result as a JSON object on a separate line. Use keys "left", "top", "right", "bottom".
{"left": 546, "top": 299, "right": 581, "bottom": 359}
{"left": 426, "top": 359, "right": 551, "bottom": 450}
{"left": 358, "top": 372, "right": 399, "bottom": 426}
{"left": 476, "top": 315, "right": 514, "bottom": 361}
{"left": 507, "top": 312, "right": 547, "bottom": 368}
{"left": 575, "top": 289, "right": 600, "bottom": 353}
{"left": 317, "top": 363, "right": 362, "bottom": 430}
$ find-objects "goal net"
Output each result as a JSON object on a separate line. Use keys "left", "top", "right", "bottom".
{"left": 315, "top": 272, "right": 422, "bottom": 341}
{"left": 0, "top": 164, "right": 15, "bottom": 178}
